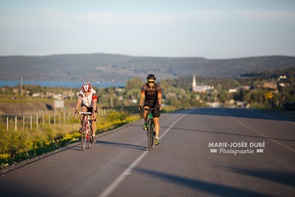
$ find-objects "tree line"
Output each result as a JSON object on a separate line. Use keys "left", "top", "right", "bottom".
{"left": 1, "top": 66, "right": 294, "bottom": 111}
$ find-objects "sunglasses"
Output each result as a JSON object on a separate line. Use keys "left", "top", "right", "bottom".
{"left": 148, "top": 81, "right": 155, "bottom": 84}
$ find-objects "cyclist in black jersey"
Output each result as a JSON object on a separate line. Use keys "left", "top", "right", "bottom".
{"left": 138, "top": 74, "right": 162, "bottom": 145}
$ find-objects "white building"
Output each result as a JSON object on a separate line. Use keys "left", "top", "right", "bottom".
{"left": 192, "top": 75, "right": 214, "bottom": 93}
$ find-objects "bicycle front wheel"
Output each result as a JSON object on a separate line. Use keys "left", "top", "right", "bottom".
{"left": 147, "top": 119, "right": 154, "bottom": 151}
{"left": 81, "top": 118, "right": 87, "bottom": 151}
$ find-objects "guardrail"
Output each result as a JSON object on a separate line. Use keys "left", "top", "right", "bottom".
{"left": 284, "top": 102, "right": 295, "bottom": 111}
{"left": 0, "top": 106, "right": 138, "bottom": 131}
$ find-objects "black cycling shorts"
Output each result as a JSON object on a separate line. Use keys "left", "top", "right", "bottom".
{"left": 81, "top": 105, "right": 97, "bottom": 113}
{"left": 81, "top": 105, "right": 97, "bottom": 121}
{"left": 144, "top": 102, "right": 160, "bottom": 118}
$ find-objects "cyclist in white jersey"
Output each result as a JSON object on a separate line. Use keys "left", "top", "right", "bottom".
{"left": 74, "top": 82, "right": 98, "bottom": 143}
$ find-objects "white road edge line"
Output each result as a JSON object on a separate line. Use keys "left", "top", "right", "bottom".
{"left": 98, "top": 112, "right": 188, "bottom": 197}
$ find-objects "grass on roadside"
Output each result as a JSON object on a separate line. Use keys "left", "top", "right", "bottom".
{"left": 0, "top": 111, "right": 140, "bottom": 168}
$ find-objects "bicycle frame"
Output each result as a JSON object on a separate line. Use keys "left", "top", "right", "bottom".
{"left": 79, "top": 112, "right": 92, "bottom": 151}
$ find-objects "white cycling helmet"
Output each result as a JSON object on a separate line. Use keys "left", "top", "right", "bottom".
{"left": 82, "top": 82, "right": 91, "bottom": 92}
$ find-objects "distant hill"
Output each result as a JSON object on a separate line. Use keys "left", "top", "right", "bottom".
{"left": 240, "top": 66, "right": 295, "bottom": 79}
{"left": 0, "top": 53, "right": 295, "bottom": 83}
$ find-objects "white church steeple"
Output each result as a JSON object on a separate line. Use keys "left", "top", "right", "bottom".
{"left": 192, "top": 75, "right": 197, "bottom": 92}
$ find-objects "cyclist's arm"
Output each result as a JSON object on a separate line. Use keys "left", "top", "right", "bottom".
{"left": 157, "top": 85, "right": 162, "bottom": 109}
{"left": 92, "top": 93, "right": 98, "bottom": 113}
{"left": 75, "top": 93, "right": 83, "bottom": 112}
{"left": 139, "top": 91, "right": 145, "bottom": 108}
{"left": 158, "top": 92, "right": 162, "bottom": 109}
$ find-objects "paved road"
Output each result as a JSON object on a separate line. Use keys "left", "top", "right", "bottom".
{"left": 1, "top": 108, "right": 295, "bottom": 197}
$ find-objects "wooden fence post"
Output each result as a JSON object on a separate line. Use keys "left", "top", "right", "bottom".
{"left": 30, "top": 115, "right": 33, "bottom": 129}
{"left": 6, "top": 116, "right": 8, "bottom": 131}
{"left": 36, "top": 115, "right": 39, "bottom": 129}
{"left": 23, "top": 115, "right": 25, "bottom": 129}
{"left": 15, "top": 116, "right": 17, "bottom": 131}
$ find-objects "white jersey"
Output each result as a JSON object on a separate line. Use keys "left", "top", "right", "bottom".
{"left": 78, "top": 88, "right": 97, "bottom": 108}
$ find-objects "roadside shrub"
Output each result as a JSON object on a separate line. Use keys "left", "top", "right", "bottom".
{"left": 107, "top": 111, "right": 127, "bottom": 121}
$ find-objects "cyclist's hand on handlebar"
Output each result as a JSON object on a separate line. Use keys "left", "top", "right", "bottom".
{"left": 92, "top": 113, "right": 96, "bottom": 120}
{"left": 74, "top": 110, "right": 79, "bottom": 117}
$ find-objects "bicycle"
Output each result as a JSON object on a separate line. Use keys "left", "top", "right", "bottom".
{"left": 77, "top": 111, "right": 93, "bottom": 151}
{"left": 140, "top": 107, "right": 156, "bottom": 151}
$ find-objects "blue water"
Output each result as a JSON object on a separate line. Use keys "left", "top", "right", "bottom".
{"left": 0, "top": 80, "right": 125, "bottom": 89}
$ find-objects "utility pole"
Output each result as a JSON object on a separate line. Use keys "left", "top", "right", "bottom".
{"left": 20, "top": 76, "right": 23, "bottom": 96}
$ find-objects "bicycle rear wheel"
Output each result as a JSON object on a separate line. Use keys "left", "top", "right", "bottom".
{"left": 87, "top": 129, "right": 92, "bottom": 149}
{"left": 80, "top": 127, "right": 86, "bottom": 151}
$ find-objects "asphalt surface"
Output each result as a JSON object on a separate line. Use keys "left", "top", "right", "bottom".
{"left": 1, "top": 108, "right": 294, "bottom": 197}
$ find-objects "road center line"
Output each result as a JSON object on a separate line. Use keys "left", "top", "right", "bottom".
{"left": 232, "top": 117, "right": 295, "bottom": 153}
{"left": 98, "top": 113, "right": 188, "bottom": 197}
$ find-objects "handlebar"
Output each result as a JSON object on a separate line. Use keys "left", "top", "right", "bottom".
{"left": 79, "top": 112, "right": 92, "bottom": 115}
{"left": 74, "top": 111, "right": 92, "bottom": 118}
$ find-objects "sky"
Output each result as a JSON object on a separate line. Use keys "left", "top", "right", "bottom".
{"left": 0, "top": 0, "right": 295, "bottom": 59}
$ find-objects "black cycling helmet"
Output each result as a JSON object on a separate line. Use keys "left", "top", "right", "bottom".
{"left": 147, "top": 74, "right": 156, "bottom": 82}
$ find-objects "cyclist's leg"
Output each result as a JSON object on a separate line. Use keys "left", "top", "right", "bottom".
{"left": 92, "top": 117, "right": 96, "bottom": 136}
{"left": 143, "top": 106, "right": 149, "bottom": 122}
{"left": 91, "top": 115, "right": 97, "bottom": 143}
{"left": 88, "top": 107, "right": 97, "bottom": 136}
{"left": 154, "top": 118, "right": 160, "bottom": 137}
{"left": 153, "top": 107, "right": 160, "bottom": 145}
{"left": 143, "top": 104, "right": 149, "bottom": 130}
{"left": 81, "top": 105, "right": 88, "bottom": 112}
{"left": 86, "top": 107, "right": 96, "bottom": 144}
{"left": 81, "top": 105, "right": 88, "bottom": 124}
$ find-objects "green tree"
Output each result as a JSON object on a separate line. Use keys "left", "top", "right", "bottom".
{"left": 126, "top": 78, "right": 144, "bottom": 90}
